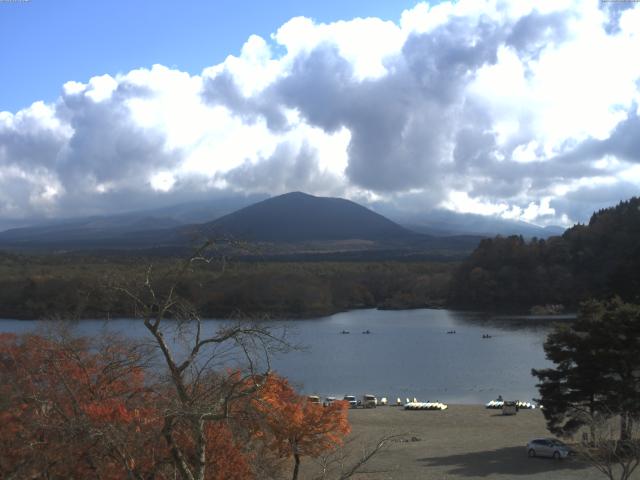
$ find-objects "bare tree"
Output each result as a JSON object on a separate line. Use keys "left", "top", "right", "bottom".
{"left": 114, "top": 241, "right": 291, "bottom": 480}
{"left": 573, "top": 411, "right": 640, "bottom": 480}
{"left": 311, "top": 434, "right": 409, "bottom": 480}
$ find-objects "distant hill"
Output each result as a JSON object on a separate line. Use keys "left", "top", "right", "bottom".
{"left": 0, "top": 215, "right": 182, "bottom": 245}
{"left": 0, "top": 191, "right": 483, "bottom": 257}
{"left": 401, "top": 212, "right": 564, "bottom": 238}
{"left": 0, "top": 195, "right": 265, "bottom": 250}
{"left": 200, "top": 192, "right": 416, "bottom": 242}
{"left": 449, "top": 197, "right": 640, "bottom": 310}
{"left": 371, "top": 205, "right": 565, "bottom": 238}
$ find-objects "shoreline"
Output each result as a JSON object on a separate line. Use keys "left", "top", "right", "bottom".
{"left": 0, "top": 305, "right": 577, "bottom": 322}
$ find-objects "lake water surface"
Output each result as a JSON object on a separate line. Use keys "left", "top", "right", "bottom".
{"left": 0, "top": 308, "right": 572, "bottom": 404}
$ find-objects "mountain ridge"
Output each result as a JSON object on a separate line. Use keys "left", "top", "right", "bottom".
{"left": 0, "top": 192, "right": 565, "bottom": 250}
{"left": 198, "top": 191, "right": 418, "bottom": 243}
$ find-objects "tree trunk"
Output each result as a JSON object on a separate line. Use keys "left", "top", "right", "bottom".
{"left": 620, "top": 412, "right": 630, "bottom": 441}
{"left": 590, "top": 401, "right": 596, "bottom": 445}
{"left": 291, "top": 453, "right": 300, "bottom": 480}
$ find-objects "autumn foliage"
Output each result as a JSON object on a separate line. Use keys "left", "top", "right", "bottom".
{"left": 255, "top": 376, "right": 351, "bottom": 480}
{"left": 0, "top": 332, "right": 162, "bottom": 479}
{"left": 0, "top": 332, "right": 351, "bottom": 479}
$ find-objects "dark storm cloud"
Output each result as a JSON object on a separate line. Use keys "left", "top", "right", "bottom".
{"left": 453, "top": 127, "right": 496, "bottom": 169}
{"left": 195, "top": 4, "right": 636, "bottom": 224}
{"left": 221, "top": 141, "right": 340, "bottom": 195}
{"left": 550, "top": 181, "right": 640, "bottom": 223}
{"left": 0, "top": 110, "right": 67, "bottom": 172}
{"left": 251, "top": 14, "right": 507, "bottom": 192}
{"left": 201, "top": 70, "right": 288, "bottom": 131}
{"left": 0, "top": 173, "right": 50, "bottom": 218}
{"left": 402, "top": 15, "right": 503, "bottom": 103}
{"left": 0, "top": 79, "right": 186, "bottom": 220}
{"left": 55, "top": 84, "right": 182, "bottom": 188}
{"left": 0, "top": 80, "right": 179, "bottom": 187}
{"left": 463, "top": 149, "right": 604, "bottom": 201}
{"left": 552, "top": 108, "right": 640, "bottom": 166}
{"left": 52, "top": 173, "right": 212, "bottom": 216}
{"left": 447, "top": 98, "right": 610, "bottom": 204}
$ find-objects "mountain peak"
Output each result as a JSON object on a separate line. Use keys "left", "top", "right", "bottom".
{"left": 278, "top": 191, "right": 314, "bottom": 198}
{"left": 204, "top": 192, "right": 416, "bottom": 242}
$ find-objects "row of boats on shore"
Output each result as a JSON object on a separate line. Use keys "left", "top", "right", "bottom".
{"left": 485, "top": 399, "right": 538, "bottom": 409}
{"left": 310, "top": 394, "right": 449, "bottom": 411}
{"left": 403, "top": 401, "right": 449, "bottom": 410}
{"left": 310, "top": 395, "right": 536, "bottom": 412}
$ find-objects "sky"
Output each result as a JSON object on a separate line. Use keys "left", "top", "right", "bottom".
{"left": 0, "top": 0, "right": 639, "bottom": 229}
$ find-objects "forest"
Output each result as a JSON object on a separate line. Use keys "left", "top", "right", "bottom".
{"left": 0, "top": 253, "right": 454, "bottom": 320}
{"left": 449, "top": 197, "right": 640, "bottom": 311}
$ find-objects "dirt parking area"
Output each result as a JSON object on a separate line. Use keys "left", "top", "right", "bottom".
{"left": 302, "top": 405, "right": 638, "bottom": 480}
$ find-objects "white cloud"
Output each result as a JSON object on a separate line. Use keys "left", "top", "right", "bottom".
{"left": 274, "top": 16, "right": 404, "bottom": 80}
{"left": 1, "top": 0, "right": 640, "bottom": 227}
{"left": 442, "top": 191, "right": 510, "bottom": 216}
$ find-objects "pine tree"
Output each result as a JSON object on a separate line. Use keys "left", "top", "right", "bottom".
{"left": 533, "top": 299, "right": 640, "bottom": 441}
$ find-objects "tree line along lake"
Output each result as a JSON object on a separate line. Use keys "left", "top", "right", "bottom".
{"left": 0, "top": 308, "right": 574, "bottom": 404}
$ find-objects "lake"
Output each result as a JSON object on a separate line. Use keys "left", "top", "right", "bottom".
{"left": 0, "top": 308, "right": 571, "bottom": 404}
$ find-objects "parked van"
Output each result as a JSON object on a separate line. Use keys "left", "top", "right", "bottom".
{"left": 362, "top": 394, "right": 377, "bottom": 408}
{"left": 502, "top": 401, "right": 517, "bottom": 415}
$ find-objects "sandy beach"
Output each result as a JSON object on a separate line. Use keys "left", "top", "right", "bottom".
{"left": 301, "top": 405, "right": 638, "bottom": 480}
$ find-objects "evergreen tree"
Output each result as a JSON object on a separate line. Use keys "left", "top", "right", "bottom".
{"left": 533, "top": 299, "right": 640, "bottom": 440}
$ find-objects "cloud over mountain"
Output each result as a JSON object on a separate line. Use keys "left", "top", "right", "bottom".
{"left": 1, "top": 1, "right": 639, "bottom": 227}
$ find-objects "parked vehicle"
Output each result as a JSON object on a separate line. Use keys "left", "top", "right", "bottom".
{"left": 343, "top": 395, "right": 358, "bottom": 408}
{"left": 308, "top": 395, "right": 321, "bottom": 405}
{"left": 324, "top": 396, "right": 336, "bottom": 407}
{"left": 527, "top": 438, "right": 573, "bottom": 459}
{"left": 362, "top": 394, "right": 377, "bottom": 408}
{"left": 502, "top": 401, "right": 517, "bottom": 415}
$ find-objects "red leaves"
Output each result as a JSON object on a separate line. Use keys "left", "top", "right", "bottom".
{"left": 0, "top": 335, "right": 351, "bottom": 479}
{"left": 82, "top": 400, "right": 134, "bottom": 423}
{"left": 0, "top": 333, "right": 162, "bottom": 479}
{"left": 252, "top": 375, "right": 351, "bottom": 459}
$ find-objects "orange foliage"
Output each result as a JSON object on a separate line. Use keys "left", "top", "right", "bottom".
{"left": 204, "top": 423, "right": 255, "bottom": 480}
{"left": 254, "top": 375, "right": 351, "bottom": 460}
{"left": 0, "top": 332, "right": 163, "bottom": 479}
{"left": 0, "top": 334, "right": 351, "bottom": 479}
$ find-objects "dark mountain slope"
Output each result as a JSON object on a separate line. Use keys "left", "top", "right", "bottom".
{"left": 0, "top": 195, "right": 264, "bottom": 249}
{"left": 0, "top": 192, "right": 482, "bottom": 257}
{"left": 201, "top": 192, "right": 418, "bottom": 242}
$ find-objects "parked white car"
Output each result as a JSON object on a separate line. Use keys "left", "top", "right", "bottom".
{"left": 527, "top": 438, "right": 573, "bottom": 459}
{"left": 343, "top": 395, "right": 358, "bottom": 408}
{"left": 324, "top": 396, "right": 336, "bottom": 407}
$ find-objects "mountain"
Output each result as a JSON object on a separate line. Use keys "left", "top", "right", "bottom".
{"left": 0, "top": 191, "right": 483, "bottom": 257}
{"left": 373, "top": 207, "right": 565, "bottom": 238}
{"left": 0, "top": 195, "right": 266, "bottom": 250}
{"left": 0, "top": 214, "right": 182, "bottom": 244}
{"left": 199, "top": 192, "right": 416, "bottom": 242}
